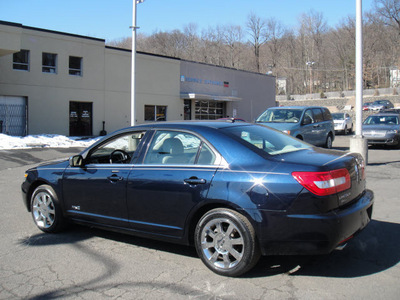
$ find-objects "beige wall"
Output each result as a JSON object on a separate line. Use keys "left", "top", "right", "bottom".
{"left": 0, "top": 22, "right": 181, "bottom": 136}
{"left": 0, "top": 21, "right": 275, "bottom": 136}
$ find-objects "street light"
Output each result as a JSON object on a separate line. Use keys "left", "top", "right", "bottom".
{"left": 130, "top": 0, "right": 145, "bottom": 126}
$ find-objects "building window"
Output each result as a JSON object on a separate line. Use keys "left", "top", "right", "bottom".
{"left": 42, "top": 53, "right": 57, "bottom": 73}
{"left": 69, "top": 56, "right": 82, "bottom": 76}
{"left": 13, "top": 50, "right": 30, "bottom": 71}
{"left": 195, "top": 100, "right": 224, "bottom": 120}
{"left": 145, "top": 105, "right": 167, "bottom": 121}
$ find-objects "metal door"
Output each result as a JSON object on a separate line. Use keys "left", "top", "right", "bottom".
{"left": 0, "top": 96, "right": 27, "bottom": 136}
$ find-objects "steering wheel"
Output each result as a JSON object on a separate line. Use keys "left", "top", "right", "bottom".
{"left": 109, "top": 150, "right": 130, "bottom": 164}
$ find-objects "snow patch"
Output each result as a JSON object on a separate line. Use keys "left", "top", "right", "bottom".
{"left": 0, "top": 134, "right": 100, "bottom": 150}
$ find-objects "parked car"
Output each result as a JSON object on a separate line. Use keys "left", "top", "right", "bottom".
{"left": 256, "top": 106, "right": 335, "bottom": 148}
{"left": 363, "top": 113, "right": 400, "bottom": 148}
{"left": 369, "top": 100, "right": 394, "bottom": 111}
{"left": 362, "top": 102, "right": 373, "bottom": 111}
{"left": 380, "top": 108, "right": 400, "bottom": 114}
{"left": 22, "top": 121, "right": 373, "bottom": 277}
{"left": 332, "top": 112, "right": 353, "bottom": 135}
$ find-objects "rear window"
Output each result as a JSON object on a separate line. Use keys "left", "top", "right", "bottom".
{"left": 222, "top": 125, "right": 311, "bottom": 155}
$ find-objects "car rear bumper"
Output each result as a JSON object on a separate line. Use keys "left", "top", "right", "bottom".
{"left": 253, "top": 189, "right": 374, "bottom": 256}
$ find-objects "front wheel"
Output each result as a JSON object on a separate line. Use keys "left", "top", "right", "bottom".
{"left": 31, "top": 185, "right": 65, "bottom": 233}
{"left": 195, "top": 208, "right": 260, "bottom": 277}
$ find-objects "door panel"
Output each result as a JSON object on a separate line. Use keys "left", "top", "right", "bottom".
{"left": 126, "top": 166, "right": 217, "bottom": 238}
{"left": 63, "top": 166, "right": 131, "bottom": 227}
{"left": 126, "top": 129, "right": 218, "bottom": 238}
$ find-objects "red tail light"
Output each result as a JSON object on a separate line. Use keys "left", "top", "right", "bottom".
{"left": 292, "top": 168, "right": 351, "bottom": 196}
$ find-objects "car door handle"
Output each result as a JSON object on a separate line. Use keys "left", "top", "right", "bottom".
{"left": 107, "top": 174, "right": 123, "bottom": 182}
{"left": 184, "top": 177, "right": 206, "bottom": 185}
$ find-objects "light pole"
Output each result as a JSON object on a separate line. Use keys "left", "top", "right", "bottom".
{"left": 350, "top": 0, "right": 368, "bottom": 163}
{"left": 306, "top": 61, "right": 315, "bottom": 94}
{"left": 130, "top": 0, "right": 145, "bottom": 126}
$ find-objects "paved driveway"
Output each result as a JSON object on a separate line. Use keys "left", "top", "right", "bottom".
{"left": 0, "top": 138, "right": 399, "bottom": 299}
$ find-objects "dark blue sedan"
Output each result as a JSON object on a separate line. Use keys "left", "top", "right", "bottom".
{"left": 22, "top": 121, "right": 374, "bottom": 277}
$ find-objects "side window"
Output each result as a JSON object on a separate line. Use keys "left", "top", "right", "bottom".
{"left": 303, "top": 109, "right": 314, "bottom": 124}
{"left": 312, "top": 108, "right": 324, "bottom": 123}
{"left": 87, "top": 132, "right": 145, "bottom": 164}
{"left": 143, "top": 130, "right": 215, "bottom": 165}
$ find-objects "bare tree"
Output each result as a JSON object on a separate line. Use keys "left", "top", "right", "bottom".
{"left": 374, "top": 0, "right": 400, "bottom": 32}
{"left": 246, "top": 13, "right": 268, "bottom": 72}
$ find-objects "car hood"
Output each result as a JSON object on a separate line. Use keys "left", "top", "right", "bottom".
{"left": 35, "top": 158, "right": 70, "bottom": 169}
{"left": 362, "top": 124, "right": 399, "bottom": 131}
{"left": 258, "top": 122, "right": 298, "bottom": 132}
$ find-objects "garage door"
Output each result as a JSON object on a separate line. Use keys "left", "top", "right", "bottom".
{"left": 0, "top": 96, "right": 27, "bottom": 136}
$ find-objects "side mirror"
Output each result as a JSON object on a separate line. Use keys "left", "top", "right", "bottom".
{"left": 69, "top": 155, "right": 83, "bottom": 167}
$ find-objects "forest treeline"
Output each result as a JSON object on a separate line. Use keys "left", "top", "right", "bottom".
{"left": 108, "top": 0, "right": 400, "bottom": 96}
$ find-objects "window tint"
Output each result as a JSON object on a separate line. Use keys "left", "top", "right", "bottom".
{"left": 312, "top": 108, "right": 324, "bottom": 123}
{"left": 87, "top": 132, "right": 145, "bottom": 164}
{"left": 13, "top": 50, "right": 29, "bottom": 71}
{"left": 145, "top": 105, "right": 167, "bottom": 121}
{"left": 322, "top": 108, "right": 333, "bottom": 121}
{"left": 42, "top": 53, "right": 57, "bottom": 73}
{"left": 143, "top": 130, "right": 215, "bottom": 165}
{"left": 222, "top": 125, "right": 311, "bottom": 155}
{"left": 69, "top": 56, "right": 82, "bottom": 76}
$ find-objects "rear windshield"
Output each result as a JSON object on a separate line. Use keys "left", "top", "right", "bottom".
{"left": 221, "top": 125, "right": 311, "bottom": 155}
{"left": 256, "top": 109, "right": 303, "bottom": 123}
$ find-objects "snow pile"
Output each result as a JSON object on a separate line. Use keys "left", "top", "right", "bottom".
{"left": 0, "top": 134, "right": 100, "bottom": 150}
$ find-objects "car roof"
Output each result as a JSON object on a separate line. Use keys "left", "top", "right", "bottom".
{"left": 267, "top": 106, "right": 326, "bottom": 110}
{"left": 112, "top": 120, "right": 254, "bottom": 133}
{"left": 368, "top": 113, "right": 399, "bottom": 117}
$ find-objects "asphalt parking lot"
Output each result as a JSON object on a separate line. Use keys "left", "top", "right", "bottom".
{"left": 0, "top": 135, "right": 399, "bottom": 299}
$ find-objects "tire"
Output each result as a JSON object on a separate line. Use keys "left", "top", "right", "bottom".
{"left": 31, "top": 184, "right": 65, "bottom": 233}
{"left": 195, "top": 208, "right": 261, "bottom": 277}
{"left": 324, "top": 134, "right": 333, "bottom": 149}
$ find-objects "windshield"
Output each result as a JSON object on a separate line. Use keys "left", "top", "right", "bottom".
{"left": 363, "top": 115, "right": 399, "bottom": 125}
{"left": 221, "top": 124, "right": 311, "bottom": 155}
{"left": 256, "top": 108, "right": 302, "bottom": 123}
{"left": 332, "top": 113, "right": 345, "bottom": 120}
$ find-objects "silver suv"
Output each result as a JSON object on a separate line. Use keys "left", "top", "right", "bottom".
{"left": 256, "top": 106, "right": 335, "bottom": 148}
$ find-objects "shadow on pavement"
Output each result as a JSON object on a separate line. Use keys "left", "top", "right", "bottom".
{"left": 247, "top": 219, "right": 400, "bottom": 278}
{"left": 19, "top": 219, "right": 399, "bottom": 279}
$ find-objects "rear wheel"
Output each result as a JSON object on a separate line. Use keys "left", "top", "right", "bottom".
{"left": 195, "top": 208, "right": 260, "bottom": 277}
{"left": 325, "top": 134, "right": 333, "bottom": 149}
{"left": 31, "top": 185, "right": 65, "bottom": 233}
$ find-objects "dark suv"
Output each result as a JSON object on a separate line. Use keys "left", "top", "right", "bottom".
{"left": 256, "top": 106, "right": 335, "bottom": 148}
